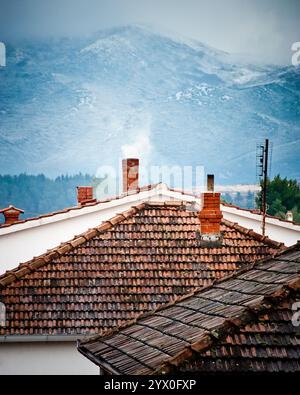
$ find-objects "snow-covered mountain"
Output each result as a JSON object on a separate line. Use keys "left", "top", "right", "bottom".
{"left": 0, "top": 25, "right": 299, "bottom": 183}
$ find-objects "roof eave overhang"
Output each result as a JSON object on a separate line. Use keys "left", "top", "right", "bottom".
{"left": 0, "top": 334, "right": 84, "bottom": 343}
{"left": 221, "top": 204, "right": 300, "bottom": 231}
{"left": 77, "top": 341, "right": 122, "bottom": 375}
{"left": 0, "top": 185, "right": 198, "bottom": 236}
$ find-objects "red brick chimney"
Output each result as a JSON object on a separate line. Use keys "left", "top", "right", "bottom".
{"left": 76, "top": 186, "right": 95, "bottom": 205}
{"left": 198, "top": 175, "right": 223, "bottom": 244}
{"left": 122, "top": 158, "right": 139, "bottom": 193}
{"left": 0, "top": 205, "right": 24, "bottom": 225}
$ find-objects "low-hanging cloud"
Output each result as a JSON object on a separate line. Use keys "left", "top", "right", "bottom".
{"left": 0, "top": 0, "right": 299, "bottom": 64}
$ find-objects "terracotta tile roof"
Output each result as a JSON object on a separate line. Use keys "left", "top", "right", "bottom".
{"left": 181, "top": 293, "right": 300, "bottom": 373}
{"left": 0, "top": 201, "right": 283, "bottom": 337}
{"left": 78, "top": 244, "right": 300, "bottom": 375}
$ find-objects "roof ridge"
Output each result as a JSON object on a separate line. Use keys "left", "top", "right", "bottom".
{"left": 144, "top": 200, "right": 188, "bottom": 207}
{"left": 0, "top": 203, "right": 148, "bottom": 289}
{"left": 165, "top": 187, "right": 300, "bottom": 227}
{"left": 0, "top": 184, "right": 159, "bottom": 229}
{"left": 80, "top": 240, "right": 290, "bottom": 346}
{"left": 3, "top": 184, "right": 298, "bottom": 230}
{"left": 222, "top": 202, "right": 300, "bottom": 226}
{"left": 167, "top": 187, "right": 199, "bottom": 198}
{"left": 221, "top": 218, "right": 285, "bottom": 249}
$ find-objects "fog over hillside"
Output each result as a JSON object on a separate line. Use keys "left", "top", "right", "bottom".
{"left": 0, "top": 25, "right": 299, "bottom": 184}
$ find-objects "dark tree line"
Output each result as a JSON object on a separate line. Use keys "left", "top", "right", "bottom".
{"left": 1, "top": 173, "right": 299, "bottom": 224}
{"left": 0, "top": 173, "right": 93, "bottom": 222}
{"left": 256, "top": 175, "right": 300, "bottom": 222}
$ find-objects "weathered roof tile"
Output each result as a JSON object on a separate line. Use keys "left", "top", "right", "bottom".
{"left": 78, "top": 245, "right": 300, "bottom": 374}
{"left": 0, "top": 202, "right": 282, "bottom": 337}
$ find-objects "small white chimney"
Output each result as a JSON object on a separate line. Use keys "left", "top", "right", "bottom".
{"left": 286, "top": 211, "right": 293, "bottom": 222}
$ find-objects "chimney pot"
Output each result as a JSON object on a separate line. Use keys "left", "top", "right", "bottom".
{"left": 122, "top": 158, "right": 139, "bottom": 194}
{"left": 207, "top": 174, "right": 214, "bottom": 192}
{"left": 76, "top": 186, "right": 94, "bottom": 205}
{"left": 0, "top": 205, "right": 24, "bottom": 225}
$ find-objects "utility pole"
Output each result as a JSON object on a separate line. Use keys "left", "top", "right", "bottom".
{"left": 261, "top": 138, "right": 269, "bottom": 236}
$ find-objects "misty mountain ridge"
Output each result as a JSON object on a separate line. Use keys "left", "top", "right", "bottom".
{"left": 0, "top": 25, "right": 299, "bottom": 184}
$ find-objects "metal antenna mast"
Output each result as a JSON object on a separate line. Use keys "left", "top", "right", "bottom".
{"left": 256, "top": 139, "right": 270, "bottom": 236}
{"left": 262, "top": 139, "right": 269, "bottom": 236}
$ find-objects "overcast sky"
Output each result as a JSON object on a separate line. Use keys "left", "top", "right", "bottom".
{"left": 0, "top": 0, "right": 299, "bottom": 64}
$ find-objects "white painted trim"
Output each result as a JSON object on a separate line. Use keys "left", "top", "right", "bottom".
{"left": 221, "top": 205, "right": 300, "bottom": 231}
{"left": 0, "top": 184, "right": 195, "bottom": 236}
{"left": 2, "top": 184, "right": 298, "bottom": 236}
{"left": 0, "top": 335, "right": 83, "bottom": 343}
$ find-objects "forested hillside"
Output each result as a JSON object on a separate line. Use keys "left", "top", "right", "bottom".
{"left": 256, "top": 175, "right": 300, "bottom": 222}
{"left": 0, "top": 173, "right": 258, "bottom": 224}
{"left": 0, "top": 174, "right": 93, "bottom": 221}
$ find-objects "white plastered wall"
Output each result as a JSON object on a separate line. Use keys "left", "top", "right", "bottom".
{"left": 0, "top": 341, "right": 98, "bottom": 375}
{"left": 222, "top": 205, "right": 300, "bottom": 246}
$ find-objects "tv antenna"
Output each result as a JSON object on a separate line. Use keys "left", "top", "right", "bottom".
{"left": 256, "top": 139, "right": 270, "bottom": 235}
